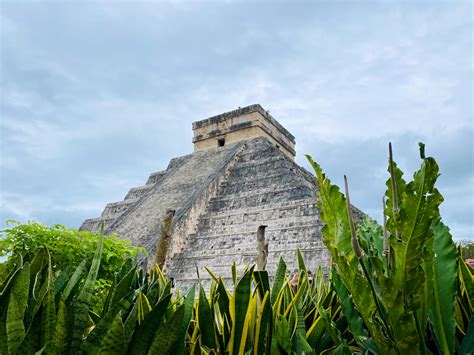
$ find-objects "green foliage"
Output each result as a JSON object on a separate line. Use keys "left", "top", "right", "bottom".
{"left": 306, "top": 143, "right": 473, "bottom": 354}
{"left": 0, "top": 222, "right": 144, "bottom": 283}
{"left": 460, "top": 240, "right": 474, "bottom": 259}
{"left": 0, "top": 143, "right": 471, "bottom": 354}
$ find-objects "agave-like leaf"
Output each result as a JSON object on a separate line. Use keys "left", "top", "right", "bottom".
{"left": 231, "top": 262, "right": 237, "bottom": 285}
{"left": 270, "top": 257, "right": 287, "bottom": 305}
{"left": 49, "top": 298, "right": 67, "bottom": 354}
{"left": 6, "top": 262, "right": 30, "bottom": 354}
{"left": 69, "top": 229, "right": 105, "bottom": 353}
{"left": 128, "top": 293, "right": 171, "bottom": 354}
{"left": 306, "top": 315, "right": 325, "bottom": 348}
{"left": 109, "top": 265, "right": 137, "bottom": 312}
{"left": 53, "top": 267, "right": 72, "bottom": 297}
{"left": 173, "top": 285, "right": 196, "bottom": 355}
{"left": 99, "top": 311, "right": 126, "bottom": 354}
{"left": 28, "top": 248, "right": 46, "bottom": 285}
{"left": 123, "top": 298, "right": 139, "bottom": 347}
{"left": 253, "top": 271, "right": 270, "bottom": 302}
{"left": 83, "top": 294, "right": 133, "bottom": 353}
{"left": 274, "top": 315, "right": 291, "bottom": 353}
{"left": 198, "top": 285, "right": 216, "bottom": 350}
{"left": 459, "top": 259, "right": 474, "bottom": 313}
{"left": 40, "top": 250, "right": 55, "bottom": 350}
{"left": 294, "top": 302, "right": 312, "bottom": 353}
{"left": 148, "top": 304, "right": 185, "bottom": 354}
{"left": 230, "top": 267, "right": 254, "bottom": 354}
{"left": 296, "top": 249, "right": 307, "bottom": 273}
{"left": 253, "top": 291, "right": 271, "bottom": 355}
{"left": 216, "top": 279, "right": 231, "bottom": 326}
{"left": 61, "top": 259, "right": 87, "bottom": 302}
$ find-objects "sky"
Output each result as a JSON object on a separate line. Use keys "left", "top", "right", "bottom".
{"left": 0, "top": 1, "right": 472, "bottom": 241}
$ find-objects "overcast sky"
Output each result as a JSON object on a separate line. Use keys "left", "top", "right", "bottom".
{"left": 1, "top": 1, "right": 472, "bottom": 241}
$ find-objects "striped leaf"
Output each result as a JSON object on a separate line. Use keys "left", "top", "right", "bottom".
{"left": 254, "top": 291, "right": 271, "bottom": 355}
{"left": 148, "top": 304, "right": 185, "bottom": 354}
{"left": 6, "top": 262, "right": 30, "bottom": 354}
{"left": 128, "top": 293, "right": 171, "bottom": 354}
{"left": 198, "top": 285, "right": 215, "bottom": 350}
{"left": 230, "top": 267, "right": 253, "bottom": 354}
{"left": 270, "top": 258, "right": 287, "bottom": 305}
{"left": 99, "top": 312, "right": 126, "bottom": 354}
{"left": 69, "top": 229, "right": 105, "bottom": 353}
{"left": 174, "top": 285, "right": 196, "bottom": 355}
{"left": 49, "top": 299, "right": 68, "bottom": 354}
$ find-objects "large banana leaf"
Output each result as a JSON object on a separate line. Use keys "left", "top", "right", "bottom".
{"left": 331, "top": 269, "right": 368, "bottom": 343}
{"left": 307, "top": 155, "right": 390, "bottom": 351}
{"left": 429, "top": 218, "right": 458, "bottom": 354}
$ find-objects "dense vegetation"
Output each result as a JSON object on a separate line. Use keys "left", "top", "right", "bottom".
{"left": 0, "top": 144, "right": 473, "bottom": 354}
{"left": 460, "top": 241, "right": 474, "bottom": 259}
{"left": 0, "top": 222, "right": 144, "bottom": 282}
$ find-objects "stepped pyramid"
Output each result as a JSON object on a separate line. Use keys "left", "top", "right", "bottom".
{"left": 81, "top": 104, "right": 349, "bottom": 290}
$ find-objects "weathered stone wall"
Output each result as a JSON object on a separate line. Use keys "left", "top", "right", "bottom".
{"left": 99, "top": 143, "right": 243, "bottom": 257}
{"left": 80, "top": 167, "right": 173, "bottom": 234}
{"left": 192, "top": 104, "right": 296, "bottom": 160}
{"left": 167, "top": 142, "right": 246, "bottom": 266}
{"left": 80, "top": 104, "right": 366, "bottom": 292}
{"left": 167, "top": 138, "right": 329, "bottom": 291}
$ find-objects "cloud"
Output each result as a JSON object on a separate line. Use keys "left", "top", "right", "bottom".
{"left": 0, "top": 1, "right": 472, "bottom": 241}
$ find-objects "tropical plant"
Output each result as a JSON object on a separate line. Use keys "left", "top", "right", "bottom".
{"left": 190, "top": 254, "right": 350, "bottom": 354}
{"left": 0, "top": 229, "right": 193, "bottom": 354}
{"left": 0, "top": 221, "right": 144, "bottom": 283}
{"left": 306, "top": 142, "right": 474, "bottom": 354}
{"left": 460, "top": 240, "right": 474, "bottom": 259}
{"left": 1, "top": 143, "right": 472, "bottom": 354}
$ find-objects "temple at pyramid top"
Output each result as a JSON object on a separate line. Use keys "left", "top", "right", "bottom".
{"left": 192, "top": 104, "right": 296, "bottom": 160}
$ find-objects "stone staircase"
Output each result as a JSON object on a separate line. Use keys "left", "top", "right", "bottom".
{"left": 167, "top": 138, "right": 329, "bottom": 291}
{"left": 79, "top": 169, "right": 170, "bottom": 233}
{"left": 80, "top": 143, "right": 243, "bottom": 249}
{"left": 103, "top": 142, "right": 244, "bottom": 255}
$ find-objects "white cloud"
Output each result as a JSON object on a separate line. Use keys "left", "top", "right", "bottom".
{"left": 0, "top": 1, "right": 471, "bottom": 239}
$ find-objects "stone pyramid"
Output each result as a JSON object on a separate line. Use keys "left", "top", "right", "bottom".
{"left": 81, "top": 104, "right": 340, "bottom": 290}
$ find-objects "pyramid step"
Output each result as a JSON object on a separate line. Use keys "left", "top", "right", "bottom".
{"left": 124, "top": 184, "right": 154, "bottom": 200}
{"left": 146, "top": 170, "right": 167, "bottom": 185}
{"left": 100, "top": 198, "right": 140, "bottom": 218}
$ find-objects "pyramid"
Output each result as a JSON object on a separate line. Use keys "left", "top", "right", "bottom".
{"left": 80, "top": 104, "right": 354, "bottom": 290}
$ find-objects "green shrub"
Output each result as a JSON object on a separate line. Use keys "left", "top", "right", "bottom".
{"left": 0, "top": 222, "right": 144, "bottom": 283}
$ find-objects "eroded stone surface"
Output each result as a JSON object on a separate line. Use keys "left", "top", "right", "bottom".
{"left": 80, "top": 104, "right": 362, "bottom": 290}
